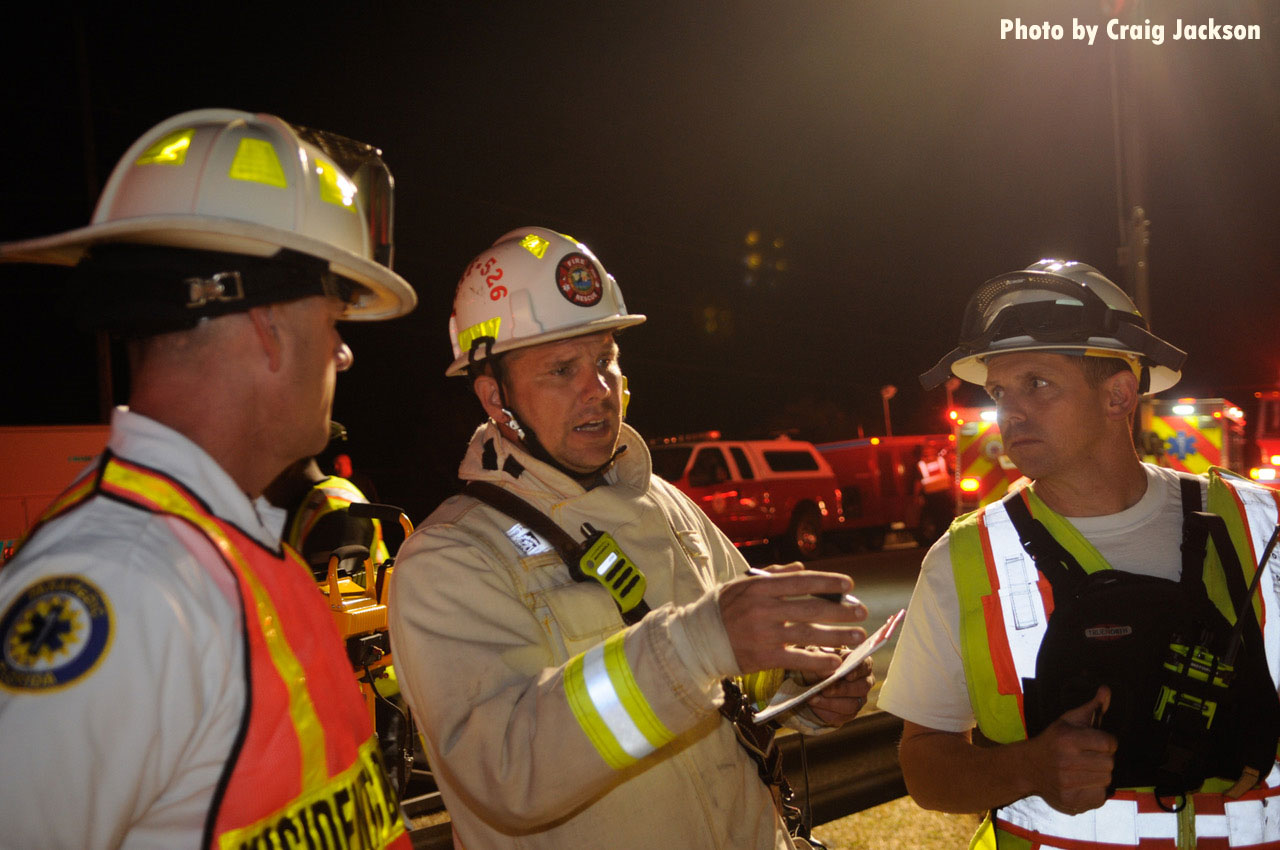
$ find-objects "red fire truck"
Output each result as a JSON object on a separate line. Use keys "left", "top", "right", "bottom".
{"left": 1250, "top": 390, "right": 1280, "bottom": 484}
{"left": 816, "top": 434, "right": 955, "bottom": 549}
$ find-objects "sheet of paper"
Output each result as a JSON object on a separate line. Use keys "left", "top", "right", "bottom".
{"left": 753, "top": 608, "right": 906, "bottom": 724}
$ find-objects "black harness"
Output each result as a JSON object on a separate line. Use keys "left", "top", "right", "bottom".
{"left": 1009, "top": 478, "right": 1280, "bottom": 803}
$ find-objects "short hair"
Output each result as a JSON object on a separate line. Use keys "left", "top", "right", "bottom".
{"left": 1080, "top": 355, "right": 1133, "bottom": 388}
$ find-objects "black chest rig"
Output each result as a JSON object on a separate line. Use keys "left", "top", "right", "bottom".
{"left": 1013, "top": 477, "right": 1280, "bottom": 802}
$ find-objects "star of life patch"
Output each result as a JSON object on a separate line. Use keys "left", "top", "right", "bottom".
{"left": 505, "top": 522, "right": 552, "bottom": 557}
{"left": 0, "top": 575, "right": 113, "bottom": 692}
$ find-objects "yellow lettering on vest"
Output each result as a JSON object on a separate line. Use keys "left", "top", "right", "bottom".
{"left": 218, "top": 738, "right": 405, "bottom": 850}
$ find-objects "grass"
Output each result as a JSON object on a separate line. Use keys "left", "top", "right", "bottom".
{"left": 809, "top": 796, "right": 982, "bottom": 850}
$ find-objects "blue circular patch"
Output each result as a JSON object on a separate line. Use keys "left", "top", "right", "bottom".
{"left": 0, "top": 575, "right": 112, "bottom": 692}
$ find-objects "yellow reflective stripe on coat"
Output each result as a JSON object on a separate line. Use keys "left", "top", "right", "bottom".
{"left": 101, "top": 461, "right": 329, "bottom": 790}
{"left": 564, "top": 631, "right": 674, "bottom": 769}
{"left": 741, "top": 668, "right": 784, "bottom": 711}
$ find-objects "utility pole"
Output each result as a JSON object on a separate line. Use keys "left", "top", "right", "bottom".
{"left": 1108, "top": 0, "right": 1152, "bottom": 321}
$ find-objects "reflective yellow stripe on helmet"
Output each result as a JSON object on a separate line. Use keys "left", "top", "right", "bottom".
{"left": 564, "top": 631, "right": 674, "bottom": 769}
{"left": 135, "top": 128, "right": 194, "bottom": 166}
{"left": 316, "top": 158, "right": 358, "bottom": 212}
{"left": 457, "top": 317, "right": 502, "bottom": 356}
{"left": 229, "top": 138, "right": 288, "bottom": 188}
{"left": 518, "top": 233, "right": 551, "bottom": 258}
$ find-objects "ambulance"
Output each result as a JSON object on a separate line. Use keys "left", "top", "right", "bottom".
{"left": 1141, "top": 397, "right": 1248, "bottom": 475}
{"left": 950, "top": 405, "right": 1024, "bottom": 514}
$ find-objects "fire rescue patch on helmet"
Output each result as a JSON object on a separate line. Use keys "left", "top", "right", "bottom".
{"left": 0, "top": 575, "right": 112, "bottom": 692}
{"left": 556, "top": 253, "right": 603, "bottom": 307}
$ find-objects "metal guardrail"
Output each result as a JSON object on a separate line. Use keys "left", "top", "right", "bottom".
{"left": 408, "top": 711, "right": 905, "bottom": 849}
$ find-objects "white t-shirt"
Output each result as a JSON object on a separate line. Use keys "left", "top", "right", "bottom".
{"left": 878, "top": 463, "right": 1199, "bottom": 733}
{"left": 0, "top": 408, "right": 287, "bottom": 849}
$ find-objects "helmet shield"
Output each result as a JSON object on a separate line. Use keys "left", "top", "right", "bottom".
{"left": 288, "top": 124, "right": 395, "bottom": 271}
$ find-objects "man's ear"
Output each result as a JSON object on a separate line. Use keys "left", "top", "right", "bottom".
{"left": 1103, "top": 368, "right": 1140, "bottom": 420}
{"left": 473, "top": 373, "right": 506, "bottom": 422}
{"left": 247, "top": 305, "right": 285, "bottom": 372}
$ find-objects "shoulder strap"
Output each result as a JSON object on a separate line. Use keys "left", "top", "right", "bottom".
{"left": 1178, "top": 473, "right": 1253, "bottom": 621}
{"left": 1000, "top": 490, "right": 1086, "bottom": 594}
{"left": 463, "top": 480, "right": 651, "bottom": 625}
{"left": 465, "top": 480, "right": 582, "bottom": 559}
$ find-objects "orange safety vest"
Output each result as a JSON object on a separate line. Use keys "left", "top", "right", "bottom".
{"left": 18, "top": 454, "right": 410, "bottom": 850}
{"left": 951, "top": 471, "right": 1280, "bottom": 850}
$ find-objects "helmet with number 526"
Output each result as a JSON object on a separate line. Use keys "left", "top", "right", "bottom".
{"left": 446, "top": 227, "right": 645, "bottom": 377}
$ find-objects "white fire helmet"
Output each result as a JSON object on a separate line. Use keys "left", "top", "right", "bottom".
{"left": 0, "top": 108, "right": 416, "bottom": 322}
{"left": 920, "top": 259, "right": 1185, "bottom": 395}
{"left": 446, "top": 227, "right": 645, "bottom": 377}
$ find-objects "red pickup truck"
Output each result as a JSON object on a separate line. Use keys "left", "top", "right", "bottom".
{"left": 649, "top": 435, "right": 844, "bottom": 560}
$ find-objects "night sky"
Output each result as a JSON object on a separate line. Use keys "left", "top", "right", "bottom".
{"left": 3, "top": 1, "right": 1277, "bottom": 520}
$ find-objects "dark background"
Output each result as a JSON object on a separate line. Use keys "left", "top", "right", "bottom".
{"left": 3, "top": 1, "right": 1277, "bottom": 521}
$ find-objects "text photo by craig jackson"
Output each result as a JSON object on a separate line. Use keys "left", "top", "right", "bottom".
{"left": 1000, "top": 16, "right": 1261, "bottom": 46}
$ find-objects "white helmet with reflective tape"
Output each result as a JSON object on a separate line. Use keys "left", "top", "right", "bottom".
{"left": 0, "top": 108, "right": 416, "bottom": 323}
{"left": 920, "top": 259, "right": 1185, "bottom": 394}
{"left": 446, "top": 227, "right": 645, "bottom": 376}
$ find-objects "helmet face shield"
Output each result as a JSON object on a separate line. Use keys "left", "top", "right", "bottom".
{"left": 920, "top": 262, "right": 1186, "bottom": 394}
{"left": 288, "top": 124, "right": 395, "bottom": 271}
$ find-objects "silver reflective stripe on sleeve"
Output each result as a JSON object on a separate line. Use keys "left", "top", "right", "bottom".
{"left": 564, "top": 631, "right": 675, "bottom": 769}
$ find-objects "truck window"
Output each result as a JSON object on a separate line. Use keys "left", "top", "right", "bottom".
{"left": 650, "top": 446, "right": 693, "bottom": 482}
{"left": 689, "top": 447, "right": 732, "bottom": 487}
{"left": 729, "top": 446, "right": 754, "bottom": 480}
{"left": 762, "top": 450, "right": 820, "bottom": 473}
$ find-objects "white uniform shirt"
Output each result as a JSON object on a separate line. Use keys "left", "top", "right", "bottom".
{"left": 0, "top": 408, "right": 287, "bottom": 849}
{"left": 878, "top": 463, "right": 1194, "bottom": 732}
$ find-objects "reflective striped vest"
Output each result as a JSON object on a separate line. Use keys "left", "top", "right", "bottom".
{"left": 288, "top": 475, "right": 390, "bottom": 567}
{"left": 951, "top": 470, "right": 1280, "bottom": 849}
{"left": 26, "top": 456, "right": 411, "bottom": 850}
{"left": 919, "top": 457, "right": 951, "bottom": 495}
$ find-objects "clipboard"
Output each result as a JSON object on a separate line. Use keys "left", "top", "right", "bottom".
{"left": 753, "top": 607, "right": 906, "bottom": 724}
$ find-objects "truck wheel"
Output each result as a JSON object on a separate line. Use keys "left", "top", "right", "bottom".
{"left": 785, "top": 505, "right": 823, "bottom": 561}
{"left": 862, "top": 527, "right": 887, "bottom": 552}
{"left": 914, "top": 515, "right": 941, "bottom": 547}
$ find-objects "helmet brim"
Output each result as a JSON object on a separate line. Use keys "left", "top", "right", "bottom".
{"left": 0, "top": 215, "right": 417, "bottom": 321}
{"left": 946, "top": 343, "right": 1182, "bottom": 395}
{"left": 446, "top": 313, "right": 646, "bottom": 377}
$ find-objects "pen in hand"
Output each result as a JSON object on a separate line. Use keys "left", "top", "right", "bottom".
{"left": 746, "top": 566, "right": 863, "bottom": 607}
